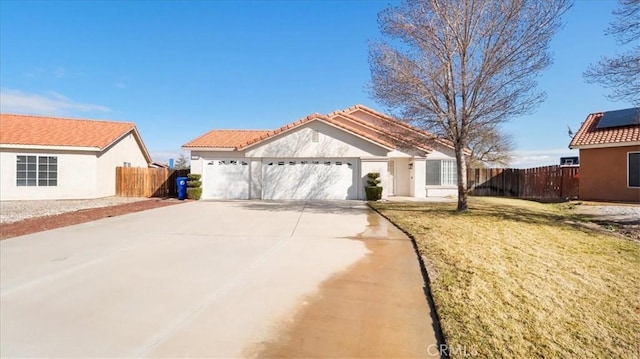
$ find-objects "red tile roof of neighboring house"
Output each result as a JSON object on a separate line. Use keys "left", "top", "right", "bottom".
{"left": 183, "top": 129, "right": 271, "bottom": 148}
{"left": 0, "top": 113, "right": 151, "bottom": 162}
{"left": 569, "top": 110, "right": 640, "bottom": 148}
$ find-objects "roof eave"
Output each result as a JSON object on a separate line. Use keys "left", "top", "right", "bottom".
{"left": 0, "top": 143, "right": 100, "bottom": 152}
{"left": 182, "top": 146, "right": 237, "bottom": 151}
{"left": 569, "top": 141, "right": 640, "bottom": 150}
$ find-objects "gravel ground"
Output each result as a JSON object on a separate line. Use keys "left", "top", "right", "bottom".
{"left": 573, "top": 204, "right": 640, "bottom": 221}
{"left": 0, "top": 197, "right": 148, "bottom": 224}
{"left": 571, "top": 203, "right": 640, "bottom": 241}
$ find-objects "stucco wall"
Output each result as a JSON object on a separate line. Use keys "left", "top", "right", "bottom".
{"left": 96, "top": 133, "right": 149, "bottom": 197}
{"left": 0, "top": 148, "right": 98, "bottom": 200}
{"left": 245, "top": 121, "right": 389, "bottom": 158}
{"left": 579, "top": 145, "right": 640, "bottom": 202}
{"left": 361, "top": 158, "right": 389, "bottom": 199}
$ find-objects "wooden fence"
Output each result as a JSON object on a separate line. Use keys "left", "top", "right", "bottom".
{"left": 115, "top": 167, "right": 189, "bottom": 198}
{"left": 467, "top": 165, "right": 579, "bottom": 200}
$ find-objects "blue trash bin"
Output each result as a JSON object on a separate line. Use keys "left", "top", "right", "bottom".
{"left": 176, "top": 176, "right": 188, "bottom": 200}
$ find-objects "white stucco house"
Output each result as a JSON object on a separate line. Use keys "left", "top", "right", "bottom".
{"left": 183, "top": 105, "right": 462, "bottom": 200}
{"left": 0, "top": 114, "right": 151, "bottom": 200}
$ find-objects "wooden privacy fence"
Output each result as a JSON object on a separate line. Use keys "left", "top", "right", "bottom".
{"left": 116, "top": 167, "right": 189, "bottom": 198}
{"left": 467, "top": 165, "right": 579, "bottom": 200}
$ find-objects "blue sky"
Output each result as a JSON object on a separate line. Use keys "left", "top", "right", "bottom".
{"left": 0, "top": 0, "right": 634, "bottom": 167}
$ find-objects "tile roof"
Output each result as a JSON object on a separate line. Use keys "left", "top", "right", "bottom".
{"left": 343, "top": 104, "right": 459, "bottom": 151}
{"left": 182, "top": 104, "right": 455, "bottom": 154}
{"left": 0, "top": 113, "right": 138, "bottom": 149}
{"left": 569, "top": 109, "right": 640, "bottom": 148}
{"left": 237, "top": 113, "right": 396, "bottom": 150}
{"left": 183, "top": 129, "right": 271, "bottom": 148}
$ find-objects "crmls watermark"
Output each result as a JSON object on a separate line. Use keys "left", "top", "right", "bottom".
{"left": 427, "top": 344, "right": 479, "bottom": 357}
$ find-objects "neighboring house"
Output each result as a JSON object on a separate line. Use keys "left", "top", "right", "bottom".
{"left": 183, "top": 104, "right": 462, "bottom": 200}
{"left": 0, "top": 114, "right": 151, "bottom": 200}
{"left": 569, "top": 107, "right": 640, "bottom": 202}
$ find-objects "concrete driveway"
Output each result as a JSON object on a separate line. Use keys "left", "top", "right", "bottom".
{"left": 1, "top": 201, "right": 440, "bottom": 358}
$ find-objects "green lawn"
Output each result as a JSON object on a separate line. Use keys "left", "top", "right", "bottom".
{"left": 371, "top": 197, "right": 640, "bottom": 358}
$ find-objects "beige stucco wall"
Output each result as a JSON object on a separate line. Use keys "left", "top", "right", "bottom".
{"left": 0, "top": 148, "right": 98, "bottom": 200}
{"left": 96, "top": 133, "right": 149, "bottom": 197}
{"left": 579, "top": 145, "right": 640, "bottom": 202}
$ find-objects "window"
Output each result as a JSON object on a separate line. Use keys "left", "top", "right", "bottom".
{"left": 17, "top": 155, "right": 57, "bottom": 187}
{"left": 426, "top": 160, "right": 457, "bottom": 186}
{"left": 312, "top": 129, "right": 320, "bottom": 142}
{"left": 123, "top": 162, "right": 131, "bottom": 167}
{"left": 629, "top": 152, "right": 640, "bottom": 188}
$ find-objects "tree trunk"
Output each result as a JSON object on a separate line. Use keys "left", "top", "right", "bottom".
{"left": 455, "top": 147, "right": 468, "bottom": 212}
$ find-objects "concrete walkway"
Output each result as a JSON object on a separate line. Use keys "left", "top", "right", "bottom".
{"left": 1, "top": 201, "right": 440, "bottom": 358}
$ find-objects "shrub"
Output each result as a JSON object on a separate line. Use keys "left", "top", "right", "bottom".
{"left": 365, "top": 172, "right": 383, "bottom": 201}
{"left": 365, "top": 186, "right": 383, "bottom": 201}
{"left": 187, "top": 180, "right": 202, "bottom": 188}
{"left": 187, "top": 187, "right": 202, "bottom": 200}
{"left": 185, "top": 173, "right": 202, "bottom": 200}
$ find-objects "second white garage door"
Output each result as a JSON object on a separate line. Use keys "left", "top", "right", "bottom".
{"left": 262, "top": 158, "right": 358, "bottom": 200}
{"left": 202, "top": 159, "right": 250, "bottom": 200}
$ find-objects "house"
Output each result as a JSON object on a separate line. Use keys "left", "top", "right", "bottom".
{"left": 183, "top": 104, "right": 461, "bottom": 200}
{"left": 0, "top": 114, "right": 151, "bottom": 200}
{"left": 569, "top": 107, "right": 640, "bottom": 202}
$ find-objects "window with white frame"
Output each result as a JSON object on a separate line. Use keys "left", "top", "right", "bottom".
{"left": 16, "top": 155, "right": 57, "bottom": 187}
{"left": 629, "top": 152, "right": 639, "bottom": 188}
{"left": 426, "top": 159, "right": 457, "bottom": 186}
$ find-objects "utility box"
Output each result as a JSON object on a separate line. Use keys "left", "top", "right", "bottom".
{"left": 176, "top": 176, "right": 188, "bottom": 200}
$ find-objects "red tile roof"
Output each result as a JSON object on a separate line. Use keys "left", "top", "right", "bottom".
{"left": 0, "top": 113, "right": 136, "bottom": 149}
{"left": 182, "top": 105, "right": 455, "bottom": 153}
{"left": 0, "top": 113, "right": 152, "bottom": 162}
{"left": 183, "top": 129, "right": 271, "bottom": 148}
{"left": 343, "top": 104, "right": 458, "bottom": 151}
{"left": 237, "top": 113, "right": 396, "bottom": 150}
{"left": 569, "top": 110, "right": 640, "bottom": 148}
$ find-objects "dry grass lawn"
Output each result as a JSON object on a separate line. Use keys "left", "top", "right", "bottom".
{"left": 371, "top": 197, "right": 639, "bottom": 358}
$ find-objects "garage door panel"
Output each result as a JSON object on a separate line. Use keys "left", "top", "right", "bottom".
{"left": 203, "top": 160, "right": 250, "bottom": 200}
{"left": 262, "top": 159, "right": 357, "bottom": 200}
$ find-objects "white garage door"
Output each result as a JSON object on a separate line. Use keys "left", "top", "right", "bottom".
{"left": 202, "top": 159, "right": 250, "bottom": 199}
{"left": 262, "top": 159, "right": 358, "bottom": 200}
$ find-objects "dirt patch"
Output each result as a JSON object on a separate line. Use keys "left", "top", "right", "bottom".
{"left": 0, "top": 198, "right": 184, "bottom": 240}
{"left": 245, "top": 213, "right": 440, "bottom": 358}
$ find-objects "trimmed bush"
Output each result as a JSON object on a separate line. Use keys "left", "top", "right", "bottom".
{"left": 187, "top": 187, "right": 202, "bottom": 200}
{"left": 187, "top": 180, "right": 202, "bottom": 188}
{"left": 186, "top": 173, "right": 202, "bottom": 200}
{"left": 367, "top": 172, "right": 381, "bottom": 187}
{"left": 365, "top": 186, "right": 383, "bottom": 201}
{"left": 365, "top": 172, "right": 383, "bottom": 201}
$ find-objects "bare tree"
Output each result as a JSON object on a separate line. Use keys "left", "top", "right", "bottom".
{"left": 369, "top": 0, "right": 571, "bottom": 211}
{"left": 469, "top": 128, "right": 515, "bottom": 168}
{"left": 584, "top": 0, "right": 640, "bottom": 105}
